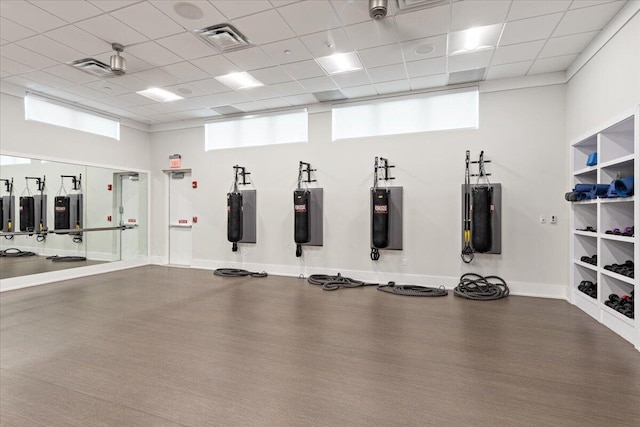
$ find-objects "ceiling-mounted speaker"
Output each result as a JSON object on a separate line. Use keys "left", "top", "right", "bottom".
{"left": 369, "top": 0, "right": 388, "bottom": 20}
{"left": 110, "top": 43, "right": 126, "bottom": 76}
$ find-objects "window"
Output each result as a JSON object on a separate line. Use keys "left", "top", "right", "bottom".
{"left": 0, "top": 156, "right": 30, "bottom": 166}
{"left": 205, "top": 109, "right": 308, "bottom": 151}
{"left": 24, "top": 93, "right": 120, "bottom": 140}
{"left": 332, "top": 87, "right": 478, "bottom": 140}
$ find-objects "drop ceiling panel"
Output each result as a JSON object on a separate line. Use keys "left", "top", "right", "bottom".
{"left": 150, "top": 0, "right": 226, "bottom": 31}
{"left": 261, "top": 38, "right": 313, "bottom": 65}
{"left": 126, "top": 42, "right": 183, "bottom": 67}
{"left": 189, "top": 78, "right": 234, "bottom": 95}
{"left": 15, "top": 35, "right": 84, "bottom": 63}
{"left": 485, "top": 60, "right": 533, "bottom": 79}
{"left": 62, "top": 84, "right": 112, "bottom": 100}
{"left": 554, "top": 1, "right": 626, "bottom": 36}
{"left": 529, "top": 53, "right": 579, "bottom": 74}
{"left": 20, "top": 70, "right": 75, "bottom": 89}
{"left": 507, "top": 0, "right": 571, "bottom": 21}
{"left": 117, "top": 92, "right": 156, "bottom": 106}
{"left": 98, "top": 95, "right": 137, "bottom": 109}
{"left": 570, "top": 1, "right": 620, "bottom": 10}
{"left": 75, "top": 14, "right": 148, "bottom": 46}
{"left": 45, "top": 25, "right": 112, "bottom": 56}
{"left": 191, "top": 55, "right": 240, "bottom": 76}
{"left": 281, "top": 93, "right": 318, "bottom": 106}
{"left": 85, "top": 80, "right": 131, "bottom": 96}
{"left": 394, "top": 5, "right": 450, "bottom": 40}
{"left": 156, "top": 32, "right": 214, "bottom": 61}
{"left": 233, "top": 10, "right": 296, "bottom": 45}
{"left": 88, "top": 1, "right": 144, "bottom": 13}
{"left": 110, "top": 2, "right": 184, "bottom": 40}
{"left": 213, "top": 0, "right": 273, "bottom": 19}
{"left": 300, "top": 28, "right": 354, "bottom": 57}
{"left": 4, "top": 75, "right": 51, "bottom": 91}
{"left": 268, "top": 81, "right": 307, "bottom": 97}
{"left": 241, "top": 85, "right": 279, "bottom": 101}
{"left": 492, "top": 40, "right": 546, "bottom": 65}
{"left": 162, "top": 62, "right": 210, "bottom": 82}
{"left": 297, "top": 76, "right": 337, "bottom": 92}
{"left": 330, "top": 70, "right": 372, "bottom": 88}
{"left": 0, "top": 1, "right": 67, "bottom": 32}
{"left": 340, "top": 84, "right": 378, "bottom": 99}
{"left": 34, "top": 0, "right": 103, "bottom": 23}
{"left": 0, "top": 57, "right": 35, "bottom": 75}
{"left": 281, "top": 60, "right": 326, "bottom": 80}
{"left": 539, "top": 31, "right": 599, "bottom": 58}
{"left": 250, "top": 66, "right": 296, "bottom": 85}
{"left": 330, "top": 0, "right": 371, "bottom": 26}
{"left": 344, "top": 20, "right": 400, "bottom": 50}
{"left": 109, "top": 74, "right": 150, "bottom": 92}
{"left": 0, "top": 44, "right": 58, "bottom": 69}
{"left": 359, "top": 43, "right": 404, "bottom": 69}
{"left": 133, "top": 68, "right": 182, "bottom": 87}
{"left": 409, "top": 74, "right": 447, "bottom": 91}
{"left": 0, "top": 17, "right": 36, "bottom": 42}
{"left": 401, "top": 35, "right": 447, "bottom": 62}
{"left": 278, "top": 0, "right": 341, "bottom": 36}
{"left": 206, "top": 91, "right": 253, "bottom": 107}
{"left": 448, "top": 50, "right": 494, "bottom": 73}
{"left": 233, "top": 100, "right": 268, "bottom": 112}
{"left": 451, "top": 0, "right": 510, "bottom": 31}
{"left": 40, "top": 88, "right": 86, "bottom": 103}
{"left": 224, "top": 47, "right": 276, "bottom": 71}
{"left": 375, "top": 79, "right": 410, "bottom": 95}
{"left": 260, "top": 98, "right": 294, "bottom": 109}
{"left": 368, "top": 63, "right": 407, "bottom": 83}
{"left": 500, "top": 13, "right": 564, "bottom": 46}
{"left": 43, "top": 64, "right": 101, "bottom": 84}
{"left": 405, "top": 57, "right": 446, "bottom": 78}
{"left": 162, "top": 82, "right": 211, "bottom": 100}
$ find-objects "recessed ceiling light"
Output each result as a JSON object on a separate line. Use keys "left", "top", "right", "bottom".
{"left": 448, "top": 24, "right": 502, "bottom": 56}
{"left": 215, "top": 72, "right": 264, "bottom": 90}
{"left": 315, "top": 52, "right": 363, "bottom": 75}
{"left": 414, "top": 44, "right": 435, "bottom": 55}
{"left": 136, "top": 88, "right": 184, "bottom": 102}
{"left": 174, "top": 2, "right": 204, "bottom": 20}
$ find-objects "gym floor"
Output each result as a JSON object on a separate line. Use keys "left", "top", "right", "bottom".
{"left": 0, "top": 255, "right": 105, "bottom": 279}
{"left": 1, "top": 266, "right": 639, "bottom": 426}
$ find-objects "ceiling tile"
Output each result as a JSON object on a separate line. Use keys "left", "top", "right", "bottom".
{"left": 281, "top": 60, "right": 326, "bottom": 80}
{"left": 508, "top": 0, "right": 571, "bottom": 21}
{"left": 281, "top": 93, "right": 318, "bottom": 106}
{"left": 367, "top": 63, "right": 407, "bottom": 83}
{"left": 157, "top": 32, "right": 214, "bottom": 61}
{"left": 232, "top": 100, "right": 267, "bottom": 112}
{"left": 85, "top": 80, "right": 131, "bottom": 96}
{"left": 224, "top": 47, "right": 276, "bottom": 71}
{"left": 0, "top": 39, "right": 7, "bottom": 46}
{"left": 268, "top": 81, "right": 307, "bottom": 97}
{"left": 406, "top": 57, "right": 446, "bottom": 78}
{"left": 331, "top": 70, "right": 371, "bottom": 88}
{"left": 241, "top": 85, "right": 279, "bottom": 101}
{"left": 300, "top": 28, "right": 354, "bottom": 57}
{"left": 261, "top": 38, "right": 313, "bottom": 65}
{"left": 358, "top": 43, "right": 403, "bottom": 69}
{"left": 539, "top": 31, "right": 599, "bottom": 58}
{"left": 554, "top": 1, "right": 625, "bottom": 37}
{"left": 448, "top": 49, "right": 494, "bottom": 72}
{"left": 260, "top": 98, "right": 293, "bottom": 109}
{"left": 213, "top": 0, "right": 273, "bottom": 19}
{"left": 126, "top": 41, "right": 183, "bottom": 67}
{"left": 88, "top": 1, "right": 144, "bottom": 12}
{"left": 133, "top": 68, "right": 181, "bottom": 87}
{"left": 394, "top": 5, "right": 450, "bottom": 40}
{"left": 162, "top": 61, "right": 210, "bottom": 82}
{"left": 150, "top": 0, "right": 226, "bottom": 31}
{"left": 344, "top": 20, "right": 399, "bottom": 50}
{"left": 278, "top": 0, "right": 341, "bottom": 36}
{"left": 126, "top": 104, "right": 161, "bottom": 116}
{"left": 188, "top": 77, "right": 231, "bottom": 94}
{"left": 485, "top": 60, "right": 533, "bottom": 80}
{"left": 0, "top": 17, "right": 36, "bottom": 42}
{"left": 38, "top": 88, "right": 87, "bottom": 102}
{"left": 270, "top": 1, "right": 300, "bottom": 6}
{"left": 492, "top": 40, "right": 545, "bottom": 65}
{"left": 109, "top": 74, "right": 150, "bottom": 91}
{"left": 330, "top": 0, "right": 371, "bottom": 26}
{"left": 45, "top": 25, "right": 112, "bottom": 56}
{"left": 340, "top": 84, "right": 378, "bottom": 99}
{"left": 401, "top": 35, "right": 447, "bottom": 62}
{"left": 409, "top": 74, "right": 447, "bottom": 91}
{"left": 0, "top": 57, "right": 35, "bottom": 75}
{"left": 34, "top": 0, "right": 103, "bottom": 23}
{"left": 297, "top": 76, "right": 337, "bottom": 92}
{"left": 207, "top": 91, "right": 253, "bottom": 107}
{"left": 192, "top": 55, "right": 239, "bottom": 77}
{"left": 0, "top": 1, "right": 67, "bottom": 32}
{"left": 451, "top": 1, "right": 510, "bottom": 31}
{"left": 98, "top": 95, "right": 137, "bottom": 109}
{"left": 111, "top": 2, "right": 184, "bottom": 39}
{"left": 76, "top": 14, "right": 148, "bottom": 46}
{"left": 62, "top": 84, "right": 112, "bottom": 99}
{"left": 233, "top": 10, "right": 295, "bottom": 45}
{"left": 500, "top": 13, "right": 564, "bottom": 46}
{"left": 15, "top": 35, "right": 84, "bottom": 63}
{"left": 0, "top": 44, "right": 58, "bottom": 69}
{"left": 117, "top": 92, "right": 155, "bottom": 106}
{"left": 374, "top": 79, "right": 410, "bottom": 95}
{"left": 250, "top": 66, "right": 295, "bottom": 85}
{"left": 21, "top": 70, "right": 75, "bottom": 88}
{"left": 570, "top": 1, "right": 620, "bottom": 9}
{"left": 163, "top": 82, "right": 210, "bottom": 98}
{"left": 529, "top": 53, "right": 579, "bottom": 74}
{"left": 43, "top": 64, "right": 101, "bottom": 84}
{"left": 3, "top": 75, "right": 52, "bottom": 91}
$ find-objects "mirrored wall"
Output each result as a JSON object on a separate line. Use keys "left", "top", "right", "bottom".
{"left": 0, "top": 155, "right": 148, "bottom": 279}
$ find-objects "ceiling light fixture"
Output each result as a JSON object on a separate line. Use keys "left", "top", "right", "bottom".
{"left": 448, "top": 24, "right": 502, "bottom": 56}
{"left": 174, "top": 2, "right": 204, "bottom": 20}
{"left": 315, "top": 52, "right": 363, "bottom": 75}
{"left": 215, "top": 72, "right": 263, "bottom": 90}
{"left": 136, "top": 88, "right": 184, "bottom": 102}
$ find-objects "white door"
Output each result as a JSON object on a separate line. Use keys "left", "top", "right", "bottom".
{"left": 168, "top": 171, "right": 192, "bottom": 266}
{"left": 119, "top": 173, "right": 140, "bottom": 261}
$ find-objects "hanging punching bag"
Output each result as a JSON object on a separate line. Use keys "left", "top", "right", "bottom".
{"left": 227, "top": 192, "right": 243, "bottom": 251}
{"left": 54, "top": 196, "right": 71, "bottom": 231}
{"left": 294, "top": 190, "right": 310, "bottom": 244}
{"left": 372, "top": 188, "right": 390, "bottom": 249}
{"left": 19, "top": 196, "right": 35, "bottom": 232}
{"left": 472, "top": 186, "right": 492, "bottom": 253}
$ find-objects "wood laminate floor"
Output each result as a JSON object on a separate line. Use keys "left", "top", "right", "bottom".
{"left": 0, "top": 255, "right": 106, "bottom": 279}
{"left": 1, "top": 266, "right": 639, "bottom": 426}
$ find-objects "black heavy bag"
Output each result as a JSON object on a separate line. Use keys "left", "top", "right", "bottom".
{"left": 54, "top": 196, "right": 71, "bottom": 231}
{"left": 472, "top": 186, "right": 492, "bottom": 253}
{"left": 227, "top": 192, "right": 243, "bottom": 243}
{"left": 372, "top": 188, "right": 390, "bottom": 249}
{"left": 294, "top": 190, "right": 310, "bottom": 244}
{"left": 19, "top": 196, "right": 35, "bottom": 231}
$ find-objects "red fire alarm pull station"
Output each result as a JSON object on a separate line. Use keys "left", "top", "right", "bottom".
{"left": 169, "top": 154, "right": 182, "bottom": 169}
{"left": 192, "top": 216, "right": 198, "bottom": 223}
{"left": 107, "top": 184, "right": 112, "bottom": 191}
{"left": 192, "top": 181, "right": 197, "bottom": 189}
{"left": 107, "top": 215, "right": 112, "bottom": 222}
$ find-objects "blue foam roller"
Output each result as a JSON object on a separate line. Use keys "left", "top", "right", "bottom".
{"left": 614, "top": 176, "right": 634, "bottom": 197}
{"left": 592, "top": 184, "right": 609, "bottom": 197}
{"left": 604, "top": 181, "right": 619, "bottom": 198}
{"left": 574, "top": 184, "right": 592, "bottom": 193}
{"left": 576, "top": 192, "right": 587, "bottom": 201}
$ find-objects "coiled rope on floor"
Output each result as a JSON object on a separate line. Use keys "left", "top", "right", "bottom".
{"left": 308, "top": 273, "right": 377, "bottom": 291}
{"left": 377, "top": 282, "right": 448, "bottom": 297}
{"left": 0, "top": 248, "right": 37, "bottom": 257}
{"left": 308, "top": 273, "right": 448, "bottom": 296}
{"left": 454, "top": 273, "right": 509, "bottom": 300}
{"left": 213, "top": 268, "right": 268, "bottom": 278}
{"left": 46, "top": 255, "right": 87, "bottom": 262}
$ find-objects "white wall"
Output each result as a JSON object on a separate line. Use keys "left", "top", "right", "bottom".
{"left": 566, "top": 11, "right": 640, "bottom": 139}
{"left": 149, "top": 84, "right": 568, "bottom": 297}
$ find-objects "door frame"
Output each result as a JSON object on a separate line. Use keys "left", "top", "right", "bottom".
{"left": 163, "top": 168, "right": 192, "bottom": 266}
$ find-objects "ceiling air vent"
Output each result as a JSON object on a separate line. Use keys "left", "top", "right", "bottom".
{"left": 195, "top": 23, "right": 251, "bottom": 53}
{"left": 447, "top": 68, "right": 486, "bottom": 85}
{"left": 313, "top": 89, "right": 347, "bottom": 102}
{"left": 69, "top": 58, "right": 114, "bottom": 77}
{"left": 210, "top": 105, "right": 243, "bottom": 115}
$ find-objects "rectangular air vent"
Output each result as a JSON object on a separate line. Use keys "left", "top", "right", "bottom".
{"left": 210, "top": 105, "right": 242, "bottom": 115}
{"left": 195, "top": 23, "right": 251, "bottom": 53}
{"left": 69, "top": 58, "right": 113, "bottom": 77}
{"left": 447, "top": 68, "right": 486, "bottom": 85}
{"left": 313, "top": 89, "right": 347, "bottom": 102}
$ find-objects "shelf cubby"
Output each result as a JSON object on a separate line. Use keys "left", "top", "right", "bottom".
{"left": 599, "top": 116, "right": 635, "bottom": 163}
{"left": 572, "top": 135, "right": 597, "bottom": 173}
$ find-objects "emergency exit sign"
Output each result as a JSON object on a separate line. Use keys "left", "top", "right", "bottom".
{"left": 170, "top": 154, "right": 181, "bottom": 169}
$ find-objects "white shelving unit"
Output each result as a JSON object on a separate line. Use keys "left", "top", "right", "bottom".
{"left": 570, "top": 108, "right": 639, "bottom": 351}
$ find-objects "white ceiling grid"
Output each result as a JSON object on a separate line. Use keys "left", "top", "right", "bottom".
{"left": 0, "top": 0, "right": 630, "bottom": 125}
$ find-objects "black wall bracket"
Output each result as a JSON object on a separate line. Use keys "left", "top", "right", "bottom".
{"left": 375, "top": 156, "right": 396, "bottom": 183}
{"left": 61, "top": 174, "right": 82, "bottom": 191}
{"left": 470, "top": 151, "right": 492, "bottom": 179}
{"left": 233, "top": 165, "right": 251, "bottom": 186}
{"left": 25, "top": 176, "right": 46, "bottom": 192}
{"left": 298, "top": 161, "right": 316, "bottom": 187}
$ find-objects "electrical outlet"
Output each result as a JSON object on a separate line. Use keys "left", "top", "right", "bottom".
{"left": 551, "top": 215, "right": 557, "bottom": 224}
{"left": 540, "top": 215, "right": 546, "bottom": 224}
{"left": 402, "top": 258, "right": 407, "bottom": 266}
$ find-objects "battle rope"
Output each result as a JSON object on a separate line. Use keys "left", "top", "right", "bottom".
{"left": 308, "top": 273, "right": 377, "bottom": 291}
{"left": 0, "top": 248, "right": 36, "bottom": 257}
{"left": 214, "top": 268, "right": 268, "bottom": 278}
{"left": 377, "top": 282, "right": 448, "bottom": 297}
{"left": 308, "top": 273, "right": 448, "bottom": 296}
{"left": 453, "top": 273, "right": 509, "bottom": 300}
{"left": 46, "top": 255, "right": 87, "bottom": 262}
